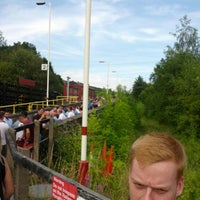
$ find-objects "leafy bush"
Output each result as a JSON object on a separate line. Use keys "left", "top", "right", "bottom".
{"left": 177, "top": 135, "right": 200, "bottom": 199}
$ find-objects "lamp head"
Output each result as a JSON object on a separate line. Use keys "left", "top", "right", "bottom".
{"left": 36, "top": 2, "right": 46, "bottom": 5}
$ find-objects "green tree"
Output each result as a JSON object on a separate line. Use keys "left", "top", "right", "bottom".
{"left": 0, "top": 39, "right": 63, "bottom": 93}
{"left": 0, "top": 31, "right": 6, "bottom": 46}
{"left": 167, "top": 15, "right": 200, "bottom": 56}
{"left": 131, "top": 76, "right": 147, "bottom": 99}
{"left": 141, "top": 15, "right": 200, "bottom": 133}
{"left": 175, "top": 57, "right": 200, "bottom": 135}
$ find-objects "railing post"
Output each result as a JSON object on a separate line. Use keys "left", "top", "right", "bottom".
{"left": 34, "top": 120, "right": 40, "bottom": 161}
{"left": 15, "top": 147, "right": 30, "bottom": 200}
{"left": 7, "top": 129, "right": 15, "bottom": 183}
{"left": 47, "top": 118, "right": 54, "bottom": 167}
{"left": 8, "top": 128, "right": 16, "bottom": 143}
{"left": 13, "top": 106, "right": 16, "bottom": 114}
{"left": 28, "top": 104, "right": 30, "bottom": 111}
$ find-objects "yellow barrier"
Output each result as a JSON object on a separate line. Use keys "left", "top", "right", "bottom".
{"left": 0, "top": 96, "right": 79, "bottom": 114}
{"left": 56, "top": 96, "right": 79, "bottom": 104}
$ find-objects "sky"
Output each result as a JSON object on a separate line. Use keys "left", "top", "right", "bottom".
{"left": 1, "top": 0, "right": 200, "bottom": 90}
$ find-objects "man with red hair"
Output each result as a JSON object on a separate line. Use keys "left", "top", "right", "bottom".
{"left": 129, "top": 133, "right": 186, "bottom": 200}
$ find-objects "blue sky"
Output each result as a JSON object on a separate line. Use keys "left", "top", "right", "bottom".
{"left": 1, "top": 0, "right": 200, "bottom": 90}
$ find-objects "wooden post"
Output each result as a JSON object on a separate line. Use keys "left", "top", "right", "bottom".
{"left": 34, "top": 120, "right": 40, "bottom": 161}
{"left": 47, "top": 118, "right": 54, "bottom": 167}
{"left": 8, "top": 128, "right": 16, "bottom": 143}
{"left": 7, "top": 129, "right": 15, "bottom": 182}
{"left": 15, "top": 147, "right": 30, "bottom": 200}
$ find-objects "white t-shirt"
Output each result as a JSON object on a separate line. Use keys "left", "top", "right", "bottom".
{"left": 68, "top": 111, "right": 75, "bottom": 118}
{"left": 58, "top": 113, "right": 67, "bottom": 120}
{"left": 0, "top": 122, "right": 9, "bottom": 145}
{"left": 16, "top": 122, "right": 24, "bottom": 141}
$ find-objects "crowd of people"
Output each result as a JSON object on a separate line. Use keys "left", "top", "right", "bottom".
{"left": 3, "top": 98, "right": 102, "bottom": 149}
{"left": 0, "top": 103, "right": 91, "bottom": 199}
{"left": 0, "top": 99, "right": 101, "bottom": 200}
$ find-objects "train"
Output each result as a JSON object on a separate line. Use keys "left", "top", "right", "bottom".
{"left": 63, "top": 80, "right": 97, "bottom": 102}
{"left": 0, "top": 78, "right": 97, "bottom": 106}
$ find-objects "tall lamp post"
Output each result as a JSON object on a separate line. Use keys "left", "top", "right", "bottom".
{"left": 111, "top": 70, "right": 117, "bottom": 90}
{"left": 66, "top": 76, "right": 71, "bottom": 100}
{"left": 99, "top": 60, "right": 110, "bottom": 94}
{"left": 36, "top": 1, "right": 51, "bottom": 106}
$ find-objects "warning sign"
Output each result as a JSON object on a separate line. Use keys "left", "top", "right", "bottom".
{"left": 52, "top": 175, "right": 77, "bottom": 200}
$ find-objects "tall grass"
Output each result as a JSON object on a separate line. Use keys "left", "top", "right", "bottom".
{"left": 51, "top": 102, "right": 200, "bottom": 199}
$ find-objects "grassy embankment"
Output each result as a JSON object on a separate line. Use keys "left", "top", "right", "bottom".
{"left": 52, "top": 117, "right": 200, "bottom": 200}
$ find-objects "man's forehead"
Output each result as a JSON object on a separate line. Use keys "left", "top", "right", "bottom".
{"left": 130, "top": 158, "right": 178, "bottom": 186}
{"left": 130, "top": 176, "right": 170, "bottom": 190}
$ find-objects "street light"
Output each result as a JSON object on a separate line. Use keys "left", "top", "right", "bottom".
{"left": 111, "top": 70, "right": 117, "bottom": 90}
{"left": 66, "top": 76, "right": 71, "bottom": 100}
{"left": 36, "top": 1, "right": 51, "bottom": 106}
{"left": 99, "top": 60, "right": 110, "bottom": 94}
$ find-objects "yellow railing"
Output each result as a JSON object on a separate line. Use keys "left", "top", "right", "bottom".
{"left": 56, "top": 96, "right": 79, "bottom": 104}
{"left": 0, "top": 96, "right": 79, "bottom": 114}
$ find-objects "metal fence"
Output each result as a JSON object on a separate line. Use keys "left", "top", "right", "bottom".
{"left": 6, "top": 117, "right": 110, "bottom": 200}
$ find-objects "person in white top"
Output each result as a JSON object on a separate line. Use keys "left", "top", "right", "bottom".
{"left": 57, "top": 108, "right": 67, "bottom": 121}
{"left": 3, "top": 111, "right": 13, "bottom": 128}
{"left": 0, "top": 111, "right": 9, "bottom": 157}
{"left": 15, "top": 122, "right": 24, "bottom": 141}
{"left": 74, "top": 106, "right": 81, "bottom": 115}
{"left": 67, "top": 106, "right": 75, "bottom": 118}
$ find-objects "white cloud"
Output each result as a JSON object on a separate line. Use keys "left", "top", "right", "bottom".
{"left": 1, "top": 0, "right": 200, "bottom": 91}
{"left": 144, "top": 4, "right": 183, "bottom": 16}
{"left": 140, "top": 28, "right": 158, "bottom": 35}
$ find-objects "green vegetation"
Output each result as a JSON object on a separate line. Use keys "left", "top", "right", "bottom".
{"left": 0, "top": 31, "right": 63, "bottom": 93}
{"left": 51, "top": 15, "right": 200, "bottom": 199}
{"left": 52, "top": 113, "right": 200, "bottom": 199}
{"left": 135, "top": 15, "right": 200, "bottom": 137}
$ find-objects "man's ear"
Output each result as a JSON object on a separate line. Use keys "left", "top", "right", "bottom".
{"left": 176, "top": 176, "right": 184, "bottom": 197}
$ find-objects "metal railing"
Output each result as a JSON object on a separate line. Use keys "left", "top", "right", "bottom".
{"left": 56, "top": 96, "right": 79, "bottom": 104}
{"left": 6, "top": 116, "right": 110, "bottom": 200}
{"left": 0, "top": 96, "right": 79, "bottom": 114}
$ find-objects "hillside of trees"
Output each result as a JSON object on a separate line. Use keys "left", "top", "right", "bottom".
{"left": 0, "top": 31, "right": 63, "bottom": 93}
{"left": 132, "top": 15, "right": 200, "bottom": 138}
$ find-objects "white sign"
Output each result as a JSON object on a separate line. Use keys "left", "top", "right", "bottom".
{"left": 77, "top": 197, "right": 86, "bottom": 200}
{"left": 41, "top": 64, "right": 48, "bottom": 71}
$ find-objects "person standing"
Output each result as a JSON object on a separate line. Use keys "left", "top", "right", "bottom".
{"left": 67, "top": 106, "right": 75, "bottom": 118}
{"left": 18, "top": 111, "right": 34, "bottom": 147}
{"left": 129, "top": 132, "right": 186, "bottom": 200}
{"left": 57, "top": 108, "right": 67, "bottom": 121}
{"left": 32, "top": 107, "right": 45, "bottom": 122}
{"left": 0, "top": 111, "right": 9, "bottom": 157}
{"left": 3, "top": 111, "right": 13, "bottom": 128}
